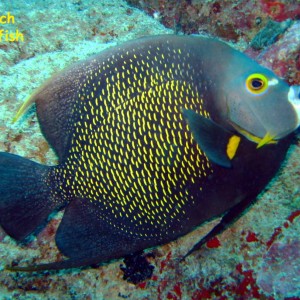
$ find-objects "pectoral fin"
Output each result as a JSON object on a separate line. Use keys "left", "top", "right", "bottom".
{"left": 182, "top": 109, "right": 240, "bottom": 168}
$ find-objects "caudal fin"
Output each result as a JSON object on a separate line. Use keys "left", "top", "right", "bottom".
{"left": 0, "top": 152, "right": 63, "bottom": 241}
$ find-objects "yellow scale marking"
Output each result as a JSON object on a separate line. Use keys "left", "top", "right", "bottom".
{"left": 60, "top": 46, "right": 213, "bottom": 237}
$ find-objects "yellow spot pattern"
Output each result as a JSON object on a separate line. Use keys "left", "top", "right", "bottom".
{"left": 54, "top": 44, "right": 213, "bottom": 239}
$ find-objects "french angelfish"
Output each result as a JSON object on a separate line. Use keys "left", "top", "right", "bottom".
{"left": 0, "top": 35, "right": 299, "bottom": 271}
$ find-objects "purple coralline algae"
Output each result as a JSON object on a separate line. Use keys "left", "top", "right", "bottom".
{"left": 257, "top": 221, "right": 300, "bottom": 297}
{"left": 125, "top": 0, "right": 300, "bottom": 42}
{"left": 258, "top": 239, "right": 300, "bottom": 297}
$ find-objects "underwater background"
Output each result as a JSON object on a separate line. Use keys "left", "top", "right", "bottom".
{"left": 0, "top": 0, "right": 300, "bottom": 299}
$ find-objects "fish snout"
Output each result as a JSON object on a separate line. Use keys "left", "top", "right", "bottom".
{"left": 288, "top": 85, "right": 300, "bottom": 129}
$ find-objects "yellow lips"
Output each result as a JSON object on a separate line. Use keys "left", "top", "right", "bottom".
{"left": 231, "top": 123, "right": 276, "bottom": 148}
{"left": 256, "top": 132, "right": 276, "bottom": 148}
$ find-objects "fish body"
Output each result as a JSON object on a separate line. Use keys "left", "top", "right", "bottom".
{"left": 0, "top": 35, "right": 299, "bottom": 271}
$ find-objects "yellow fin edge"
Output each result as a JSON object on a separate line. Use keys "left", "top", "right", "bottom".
{"left": 12, "top": 94, "right": 36, "bottom": 123}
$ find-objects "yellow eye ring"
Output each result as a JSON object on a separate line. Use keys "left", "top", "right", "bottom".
{"left": 246, "top": 73, "right": 268, "bottom": 94}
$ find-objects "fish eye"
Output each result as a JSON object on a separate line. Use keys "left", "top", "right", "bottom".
{"left": 246, "top": 73, "right": 268, "bottom": 94}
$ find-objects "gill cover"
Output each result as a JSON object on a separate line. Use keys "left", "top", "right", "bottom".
{"left": 222, "top": 65, "right": 299, "bottom": 144}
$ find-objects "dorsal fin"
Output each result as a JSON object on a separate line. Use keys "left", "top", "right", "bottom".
{"left": 13, "top": 43, "right": 141, "bottom": 162}
{"left": 30, "top": 62, "right": 89, "bottom": 162}
{"left": 15, "top": 35, "right": 212, "bottom": 162}
{"left": 12, "top": 62, "right": 88, "bottom": 162}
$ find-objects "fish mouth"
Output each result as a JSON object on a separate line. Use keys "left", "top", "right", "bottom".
{"left": 230, "top": 122, "right": 276, "bottom": 149}
{"left": 288, "top": 85, "right": 300, "bottom": 128}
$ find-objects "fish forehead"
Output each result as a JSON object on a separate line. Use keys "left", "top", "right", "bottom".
{"left": 53, "top": 41, "right": 215, "bottom": 238}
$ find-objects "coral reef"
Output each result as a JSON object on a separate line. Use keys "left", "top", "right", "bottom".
{"left": 120, "top": 252, "right": 155, "bottom": 284}
{"left": 0, "top": 0, "right": 299, "bottom": 299}
{"left": 250, "top": 19, "right": 292, "bottom": 50}
{"left": 125, "top": 0, "right": 300, "bottom": 43}
{"left": 249, "top": 21, "right": 300, "bottom": 86}
{"left": 257, "top": 232, "right": 300, "bottom": 297}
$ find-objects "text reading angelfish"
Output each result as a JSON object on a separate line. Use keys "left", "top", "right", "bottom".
{"left": 0, "top": 12, "right": 24, "bottom": 42}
